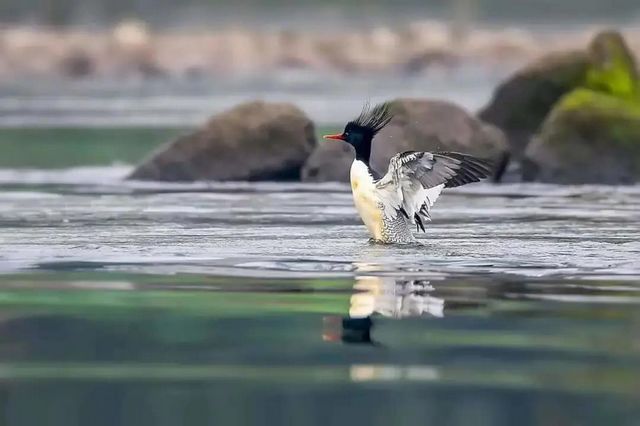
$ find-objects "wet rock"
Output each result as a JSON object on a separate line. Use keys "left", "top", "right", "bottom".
{"left": 301, "top": 142, "right": 354, "bottom": 182}
{"left": 479, "top": 50, "right": 589, "bottom": 157}
{"left": 302, "top": 98, "right": 509, "bottom": 182}
{"left": 524, "top": 91, "right": 640, "bottom": 184}
{"left": 129, "top": 101, "right": 316, "bottom": 182}
{"left": 524, "top": 31, "right": 640, "bottom": 184}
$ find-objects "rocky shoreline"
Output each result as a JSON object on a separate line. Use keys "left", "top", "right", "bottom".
{"left": 3, "top": 23, "right": 639, "bottom": 185}
{"left": 127, "top": 29, "right": 640, "bottom": 185}
{"left": 1, "top": 21, "right": 639, "bottom": 80}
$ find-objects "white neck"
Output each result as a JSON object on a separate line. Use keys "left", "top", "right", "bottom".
{"left": 350, "top": 160, "right": 374, "bottom": 187}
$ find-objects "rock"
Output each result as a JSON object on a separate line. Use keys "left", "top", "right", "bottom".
{"left": 479, "top": 50, "right": 589, "bottom": 157}
{"left": 524, "top": 90, "right": 640, "bottom": 184}
{"left": 128, "top": 101, "right": 316, "bottom": 181}
{"left": 302, "top": 98, "right": 509, "bottom": 182}
{"left": 523, "top": 31, "right": 640, "bottom": 184}
{"left": 301, "top": 142, "right": 354, "bottom": 182}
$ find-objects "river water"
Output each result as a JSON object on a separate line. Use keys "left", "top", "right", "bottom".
{"left": 0, "top": 65, "right": 639, "bottom": 424}
{"left": 0, "top": 164, "right": 639, "bottom": 425}
{"left": 0, "top": 71, "right": 501, "bottom": 127}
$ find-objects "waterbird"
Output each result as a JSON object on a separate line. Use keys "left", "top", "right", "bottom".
{"left": 323, "top": 102, "right": 493, "bottom": 244}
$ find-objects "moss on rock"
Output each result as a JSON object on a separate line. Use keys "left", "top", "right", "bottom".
{"left": 584, "top": 31, "right": 640, "bottom": 101}
{"left": 479, "top": 31, "right": 640, "bottom": 181}
{"left": 522, "top": 30, "right": 640, "bottom": 184}
{"left": 479, "top": 50, "right": 589, "bottom": 157}
{"left": 525, "top": 92, "right": 640, "bottom": 184}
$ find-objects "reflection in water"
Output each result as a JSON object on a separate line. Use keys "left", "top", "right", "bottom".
{"left": 350, "top": 276, "right": 445, "bottom": 319}
{"left": 350, "top": 364, "right": 440, "bottom": 383}
{"left": 324, "top": 276, "right": 446, "bottom": 345}
{"left": 0, "top": 273, "right": 638, "bottom": 425}
{"left": 323, "top": 316, "right": 375, "bottom": 345}
{"left": 2, "top": 177, "right": 640, "bottom": 425}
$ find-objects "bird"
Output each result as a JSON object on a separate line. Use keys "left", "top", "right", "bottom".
{"left": 323, "top": 101, "right": 493, "bottom": 244}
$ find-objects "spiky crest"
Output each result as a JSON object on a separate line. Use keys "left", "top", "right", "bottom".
{"left": 348, "top": 101, "right": 394, "bottom": 135}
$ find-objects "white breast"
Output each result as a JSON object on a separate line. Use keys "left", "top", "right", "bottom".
{"left": 350, "top": 160, "right": 384, "bottom": 240}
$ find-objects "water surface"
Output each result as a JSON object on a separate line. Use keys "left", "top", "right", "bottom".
{"left": 0, "top": 166, "right": 639, "bottom": 425}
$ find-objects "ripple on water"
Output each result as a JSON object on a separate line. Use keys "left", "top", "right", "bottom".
{"left": 0, "top": 171, "right": 639, "bottom": 281}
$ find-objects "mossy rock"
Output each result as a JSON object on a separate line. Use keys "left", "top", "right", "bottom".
{"left": 480, "top": 30, "right": 640, "bottom": 161}
{"left": 524, "top": 88, "right": 640, "bottom": 184}
{"left": 524, "top": 31, "right": 640, "bottom": 184}
{"left": 478, "top": 50, "right": 589, "bottom": 157}
{"left": 584, "top": 30, "right": 640, "bottom": 101}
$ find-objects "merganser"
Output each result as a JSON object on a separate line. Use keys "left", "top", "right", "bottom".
{"left": 323, "top": 102, "right": 492, "bottom": 244}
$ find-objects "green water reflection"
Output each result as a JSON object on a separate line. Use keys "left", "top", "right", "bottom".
{"left": 0, "top": 126, "right": 336, "bottom": 168}
{"left": 0, "top": 128, "right": 187, "bottom": 168}
{"left": 0, "top": 272, "right": 638, "bottom": 425}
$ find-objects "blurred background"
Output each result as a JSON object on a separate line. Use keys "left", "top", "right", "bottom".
{"left": 0, "top": 0, "right": 640, "bottom": 168}
{"left": 1, "top": 0, "right": 639, "bottom": 170}
{"left": 3, "top": 0, "right": 640, "bottom": 29}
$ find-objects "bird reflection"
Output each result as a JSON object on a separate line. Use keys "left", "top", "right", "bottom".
{"left": 323, "top": 276, "right": 445, "bottom": 345}
{"left": 350, "top": 276, "right": 444, "bottom": 319}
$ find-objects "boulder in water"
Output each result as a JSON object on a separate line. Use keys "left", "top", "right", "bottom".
{"left": 524, "top": 31, "right": 640, "bottom": 184}
{"left": 479, "top": 50, "right": 589, "bottom": 157}
{"left": 302, "top": 98, "right": 509, "bottom": 182}
{"left": 129, "top": 101, "right": 316, "bottom": 181}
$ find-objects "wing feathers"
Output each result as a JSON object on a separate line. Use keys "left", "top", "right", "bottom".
{"left": 375, "top": 151, "right": 492, "bottom": 226}
{"left": 437, "top": 153, "right": 493, "bottom": 188}
{"left": 389, "top": 151, "right": 492, "bottom": 190}
{"left": 433, "top": 152, "right": 493, "bottom": 188}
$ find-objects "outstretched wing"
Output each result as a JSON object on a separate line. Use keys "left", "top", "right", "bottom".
{"left": 375, "top": 151, "right": 492, "bottom": 226}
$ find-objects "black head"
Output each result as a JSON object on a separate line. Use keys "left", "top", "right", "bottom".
{"left": 323, "top": 102, "right": 394, "bottom": 163}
